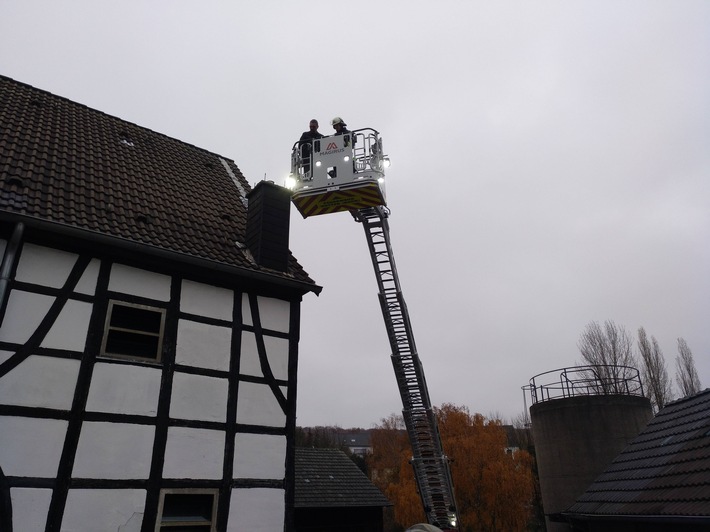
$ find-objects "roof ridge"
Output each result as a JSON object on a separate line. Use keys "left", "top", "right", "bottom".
{"left": 656, "top": 389, "right": 710, "bottom": 411}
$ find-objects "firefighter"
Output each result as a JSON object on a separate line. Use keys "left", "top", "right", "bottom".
{"left": 331, "top": 116, "right": 350, "bottom": 135}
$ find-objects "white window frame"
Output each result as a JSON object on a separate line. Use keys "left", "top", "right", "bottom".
{"left": 100, "top": 300, "right": 166, "bottom": 362}
{"left": 155, "top": 488, "right": 219, "bottom": 531}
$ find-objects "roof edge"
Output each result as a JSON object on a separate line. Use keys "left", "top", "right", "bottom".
{"left": 561, "top": 512, "right": 710, "bottom": 524}
{"left": 294, "top": 501, "right": 393, "bottom": 509}
{"left": 1, "top": 213, "right": 322, "bottom": 295}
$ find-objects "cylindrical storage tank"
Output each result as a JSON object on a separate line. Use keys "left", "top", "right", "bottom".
{"left": 530, "top": 394, "right": 652, "bottom": 532}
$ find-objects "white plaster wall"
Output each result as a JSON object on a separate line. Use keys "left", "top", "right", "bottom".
{"left": 0, "top": 355, "right": 79, "bottom": 409}
{"left": 117, "top": 512, "right": 143, "bottom": 532}
{"left": 239, "top": 332, "right": 289, "bottom": 381}
{"left": 181, "top": 279, "right": 234, "bottom": 321}
{"left": 74, "top": 258, "right": 100, "bottom": 295}
{"left": 169, "top": 372, "right": 228, "bottom": 422}
{"left": 11, "top": 488, "right": 53, "bottom": 532}
{"left": 40, "top": 299, "right": 92, "bottom": 352}
{"left": 236, "top": 382, "right": 286, "bottom": 428}
{"left": 241, "top": 294, "right": 290, "bottom": 333}
{"left": 14, "top": 244, "right": 78, "bottom": 288}
{"left": 0, "top": 290, "right": 53, "bottom": 344}
{"left": 0, "top": 350, "right": 12, "bottom": 364}
{"left": 227, "top": 488, "right": 284, "bottom": 532}
{"left": 267, "top": 337, "right": 290, "bottom": 381}
{"left": 176, "top": 319, "right": 231, "bottom": 371}
{"left": 233, "top": 433, "right": 286, "bottom": 479}
{"left": 241, "top": 294, "right": 251, "bottom": 326}
{"left": 86, "top": 363, "right": 161, "bottom": 416}
{"left": 73, "top": 422, "right": 155, "bottom": 479}
{"left": 163, "top": 427, "right": 224, "bottom": 479}
{"left": 238, "top": 331, "right": 261, "bottom": 377}
{"left": 62, "top": 489, "right": 146, "bottom": 532}
{"left": 108, "top": 263, "right": 171, "bottom": 301}
{"left": 0, "top": 417, "right": 67, "bottom": 477}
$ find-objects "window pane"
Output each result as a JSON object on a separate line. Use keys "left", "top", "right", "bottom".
{"left": 111, "top": 304, "right": 162, "bottom": 331}
{"left": 162, "top": 493, "right": 214, "bottom": 521}
{"left": 160, "top": 527, "right": 212, "bottom": 531}
{"left": 105, "top": 329, "right": 160, "bottom": 358}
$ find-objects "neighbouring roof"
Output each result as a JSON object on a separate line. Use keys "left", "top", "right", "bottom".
{"left": 294, "top": 448, "right": 391, "bottom": 508}
{"left": 0, "top": 75, "right": 317, "bottom": 291}
{"left": 565, "top": 388, "right": 710, "bottom": 520}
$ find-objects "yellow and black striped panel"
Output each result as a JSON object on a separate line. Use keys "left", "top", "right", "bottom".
{"left": 292, "top": 182, "right": 386, "bottom": 218}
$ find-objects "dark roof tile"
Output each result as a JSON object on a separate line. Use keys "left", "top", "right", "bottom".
{"left": 294, "top": 448, "right": 390, "bottom": 508}
{"left": 566, "top": 389, "right": 710, "bottom": 519}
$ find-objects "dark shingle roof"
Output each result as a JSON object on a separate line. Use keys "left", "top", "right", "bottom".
{"left": 295, "top": 448, "right": 391, "bottom": 508}
{"left": 566, "top": 388, "right": 710, "bottom": 519}
{"left": 0, "top": 75, "right": 316, "bottom": 290}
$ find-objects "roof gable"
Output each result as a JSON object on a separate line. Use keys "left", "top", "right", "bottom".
{"left": 0, "top": 75, "right": 315, "bottom": 289}
{"left": 566, "top": 388, "right": 710, "bottom": 519}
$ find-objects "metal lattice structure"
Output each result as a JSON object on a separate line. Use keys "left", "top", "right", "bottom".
{"left": 353, "top": 206, "right": 458, "bottom": 530}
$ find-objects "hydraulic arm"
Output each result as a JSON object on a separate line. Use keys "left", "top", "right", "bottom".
{"left": 353, "top": 206, "right": 458, "bottom": 531}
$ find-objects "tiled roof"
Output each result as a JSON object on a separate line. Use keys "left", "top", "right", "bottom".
{"left": 294, "top": 448, "right": 391, "bottom": 508}
{"left": 0, "top": 75, "right": 316, "bottom": 290}
{"left": 566, "top": 388, "right": 710, "bottom": 519}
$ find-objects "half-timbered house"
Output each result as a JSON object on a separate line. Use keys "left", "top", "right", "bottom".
{"left": 0, "top": 75, "right": 320, "bottom": 531}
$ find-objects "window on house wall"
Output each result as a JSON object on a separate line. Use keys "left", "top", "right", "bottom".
{"left": 100, "top": 300, "right": 166, "bottom": 362}
{"left": 155, "top": 489, "right": 218, "bottom": 531}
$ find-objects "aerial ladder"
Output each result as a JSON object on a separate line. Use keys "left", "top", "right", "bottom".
{"left": 288, "top": 128, "right": 459, "bottom": 530}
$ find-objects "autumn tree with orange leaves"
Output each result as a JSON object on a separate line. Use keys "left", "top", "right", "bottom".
{"left": 368, "top": 404, "right": 536, "bottom": 532}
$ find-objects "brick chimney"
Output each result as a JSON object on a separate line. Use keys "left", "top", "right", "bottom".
{"left": 245, "top": 181, "right": 291, "bottom": 272}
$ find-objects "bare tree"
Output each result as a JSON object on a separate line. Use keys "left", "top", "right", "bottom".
{"left": 675, "top": 338, "right": 702, "bottom": 397}
{"left": 637, "top": 327, "right": 673, "bottom": 410}
{"left": 510, "top": 411, "right": 533, "bottom": 449}
{"left": 578, "top": 320, "right": 637, "bottom": 393}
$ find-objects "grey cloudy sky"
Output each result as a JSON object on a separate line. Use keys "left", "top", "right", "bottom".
{"left": 2, "top": 1, "right": 708, "bottom": 428}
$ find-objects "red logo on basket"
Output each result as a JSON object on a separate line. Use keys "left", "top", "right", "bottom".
{"left": 326, "top": 142, "right": 338, "bottom": 150}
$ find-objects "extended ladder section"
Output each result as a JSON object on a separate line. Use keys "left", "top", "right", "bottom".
{"left": 353, "top": 206, "right": 459, "bottom": 531}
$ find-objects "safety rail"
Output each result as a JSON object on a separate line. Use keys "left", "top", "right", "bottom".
{"left": 290, "top": 127, "right": 387, "bottom": 183}
{"left": 351, "top": 129, "right": 387, "bottom": 174}
{"left": 525, "top": 365, "right": 644, "bottom": 405}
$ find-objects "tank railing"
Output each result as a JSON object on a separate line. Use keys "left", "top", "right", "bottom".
{"left": 525, "top": 365, "right": 644, "bottom": 405}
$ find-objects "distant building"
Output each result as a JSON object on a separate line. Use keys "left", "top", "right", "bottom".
{"left": 0, "top": 75, "right": 320, "bottom": 531}
{"left": 501, "top": 424, "right": 527, "bottom": 455}
{"left": 294, "top": 448, "right": 391, "bottom": 532}
{"left": 563, "top": 388, "right": 710, "bottom": 532}
{"left": 337, "top": 431, "right": 373, "bottom": 456}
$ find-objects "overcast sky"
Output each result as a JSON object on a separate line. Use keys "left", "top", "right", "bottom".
{"left": 2, "top": 1, "right": 708, "bottom": 428}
